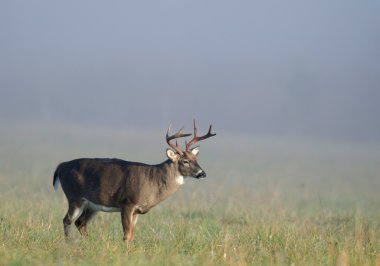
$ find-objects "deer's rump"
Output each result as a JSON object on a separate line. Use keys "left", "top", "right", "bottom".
{"left": 53, "top": 158, "right": 134, "bottom": 207}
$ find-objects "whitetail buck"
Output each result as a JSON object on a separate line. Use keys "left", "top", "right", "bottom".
{"left": 53, "top": 121, "right": 215, "bottom": 241}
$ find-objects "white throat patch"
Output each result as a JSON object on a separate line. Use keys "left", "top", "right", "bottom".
{"left": 175, "top": 175, "right": 184, "bottom": 185}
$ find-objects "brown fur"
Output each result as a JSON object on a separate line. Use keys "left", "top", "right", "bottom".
{"left": 53, "top": 149, "right": 206, "bottom": 241}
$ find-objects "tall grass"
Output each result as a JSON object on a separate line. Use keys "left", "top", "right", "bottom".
{"left": 1, "top": 123, "right": 379, "bottom": 265}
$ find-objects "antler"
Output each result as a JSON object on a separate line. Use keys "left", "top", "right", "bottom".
{"left": 166, "top": 124, "right": 192, "bottom": 155}
{"left": 185, "top": 120, "right": 216, "bottom": 152}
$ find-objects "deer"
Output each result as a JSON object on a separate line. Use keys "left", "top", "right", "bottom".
{"left": 53, "top": 121, "right": 216, "bottom": 241}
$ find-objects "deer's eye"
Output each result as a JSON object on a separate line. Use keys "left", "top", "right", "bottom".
{"left": 183, "top": 160, "right": 190, "bottom": 166}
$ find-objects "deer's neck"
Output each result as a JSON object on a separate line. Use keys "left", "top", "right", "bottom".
{"left": 161, "top": 159, "right": 184, "bottom": 186}
{"left": 152, "top": 160, "right": 184, "bottom": 200}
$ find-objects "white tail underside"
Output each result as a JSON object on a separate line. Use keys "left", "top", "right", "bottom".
{"left": 54, "top": 178, "right": 60, "bottom": 191}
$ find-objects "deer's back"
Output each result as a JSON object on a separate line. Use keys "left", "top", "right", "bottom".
{"left": 56, "top": 158, "right": 137, "bottom": 206}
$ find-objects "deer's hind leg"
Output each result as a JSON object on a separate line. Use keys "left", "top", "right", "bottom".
{"left": 63, "top": 201, "right": 85, "bottom": 237}
{"left": 75, "top": 208, "right": 97, "bottom": 236}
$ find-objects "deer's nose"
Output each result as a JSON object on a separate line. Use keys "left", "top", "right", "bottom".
{"left": 195, "top": 170, "right": 206, "bottom": 179}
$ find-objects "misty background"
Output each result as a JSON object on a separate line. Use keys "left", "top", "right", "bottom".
{"left": 1, "top": 1, "right": 379, "bottom": 141}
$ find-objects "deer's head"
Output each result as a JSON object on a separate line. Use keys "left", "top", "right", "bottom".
{"left": 166, "top": 120, "right": 216, "bottom": 179}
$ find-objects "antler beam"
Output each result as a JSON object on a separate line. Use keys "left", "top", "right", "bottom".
{"left": 166, "top": 124, "right": 191, "bottom": 155}
{"left": 185, "top": 120, "right": 216, "bottom": 152}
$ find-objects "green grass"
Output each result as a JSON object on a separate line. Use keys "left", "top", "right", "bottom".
{"left": 1, "top": 123, "right": 380, "bottom": 265}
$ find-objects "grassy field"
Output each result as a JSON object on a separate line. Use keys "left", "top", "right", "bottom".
{"left": 1, "top": 123, "right": 380, "bottom": 265}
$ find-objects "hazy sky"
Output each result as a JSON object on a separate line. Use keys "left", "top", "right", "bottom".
{"left": 1, "top": 1, "right": 379, "bottom": 140}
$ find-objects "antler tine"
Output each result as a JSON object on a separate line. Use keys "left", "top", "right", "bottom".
{"left": 193, "top": 119, "right": 198, "bottom": 137}
{"left": 166, "top": 124, "right": 192, "bottom": 155}
{"left": 186, "top": 120, "right": 216, "bottom": 151}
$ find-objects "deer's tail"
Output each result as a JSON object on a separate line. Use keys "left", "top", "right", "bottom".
{"left": 53, "top": 164, "right": 61, "bottom": 191}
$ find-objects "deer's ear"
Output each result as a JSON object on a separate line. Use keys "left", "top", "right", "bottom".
{"left": 190, "top": 146, "right": 200, "bottom": 156}
{"left": 166, "top": 148, "right": 180, "bottom": 162}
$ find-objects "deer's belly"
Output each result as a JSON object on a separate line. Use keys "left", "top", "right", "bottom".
{"left": 83, "top": 198, "right": 121, "bottom": 212}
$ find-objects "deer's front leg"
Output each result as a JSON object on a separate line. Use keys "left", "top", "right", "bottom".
{"left": 130, "top": 213, "right": 139, "bottom": 241}
{"left": 121, "top": 205, "right": 135, "bottom": 241}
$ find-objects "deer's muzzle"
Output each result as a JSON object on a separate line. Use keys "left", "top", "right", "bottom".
{"left": 195, "top": 170, "right": 206, "bottom": 179}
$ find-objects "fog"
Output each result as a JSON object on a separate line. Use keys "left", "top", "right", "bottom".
{"left": 1, "top": 1, "right": 379, "bottom": 141}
